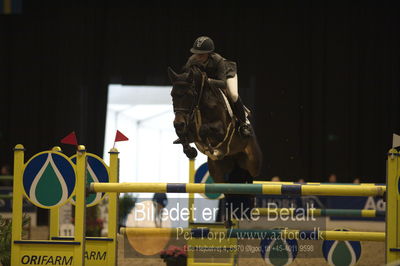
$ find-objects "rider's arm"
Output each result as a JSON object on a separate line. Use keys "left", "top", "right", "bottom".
{"left": 208, "top": 59, "right": 227, "bottom": 89}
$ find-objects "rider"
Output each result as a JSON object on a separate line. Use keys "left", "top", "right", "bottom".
{"left": 174, "top": 36, "right": 252, "bottom": 144}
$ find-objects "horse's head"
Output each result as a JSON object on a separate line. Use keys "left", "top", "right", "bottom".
{"left": 167, "top": 67, "right": 198, "bottom": 138}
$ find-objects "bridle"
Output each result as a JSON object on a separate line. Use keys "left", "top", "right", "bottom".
{"left": 172, "top": 69, "right": 206, "bottom": 124}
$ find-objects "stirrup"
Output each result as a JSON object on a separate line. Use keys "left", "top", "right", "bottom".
{"left": 173, "top": 138, "right": 183, "bottom": 144}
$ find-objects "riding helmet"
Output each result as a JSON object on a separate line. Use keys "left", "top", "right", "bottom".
{"left": 190, "top": 36, "right": 215, "bottom": 54}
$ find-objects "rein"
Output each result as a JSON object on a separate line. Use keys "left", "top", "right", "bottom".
{"left": 192, "top": 72, "right": 236, "bottom": 158}
{"left": 190, "top": 72, "right": 205, "bottom": 120}
{"left": 172, "top": 72, "right": 205, "bottom": 119}
{"left": 173, "top": 69, "right": 235, "bottom": 159}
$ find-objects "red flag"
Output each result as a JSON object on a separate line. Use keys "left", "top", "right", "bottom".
{"left": 61, "top": 131, "right": 78, "bottom": 145}
{"left": 115, "top": 130, "right": 129, "bottom": 142}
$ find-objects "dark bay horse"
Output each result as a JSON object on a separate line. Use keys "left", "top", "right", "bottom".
{"left": 167, "top": 66, "right": 262, "bottom": 183}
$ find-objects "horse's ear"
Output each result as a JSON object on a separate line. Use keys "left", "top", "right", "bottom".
{"left": 167, "top": 67, "right": 178, "bottom": 82}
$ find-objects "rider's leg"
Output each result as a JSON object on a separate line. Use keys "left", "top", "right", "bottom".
{"left": 233, "top": 98, "right": 252, "bottom": 137}
{"left": 226, "top": 75, "right": 239, "bottom": 102}
{"left": 227, "top": 75, "right": 252, "bottom": 137}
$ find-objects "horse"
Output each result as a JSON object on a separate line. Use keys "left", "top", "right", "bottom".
{"left": 167, "top": 66, "right": 263, "bottom": 184}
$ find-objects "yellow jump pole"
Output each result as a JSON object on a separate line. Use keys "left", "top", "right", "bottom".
{"left": 120, "top": 228, "right": 385, "bottom": 242}
{"left": 10, "top": 144, "right": 25, "bottom": 266}
{"left": 254, "top": 208, "right": 384, "bottom": 218}
{"left": 189, "top": 159, "right": 195, "bottom": 224}
{"left": 387, "top": 149, "right": 400, "bottom": 263}
{"left": 320, "top": 231, "right": 385, "bottom": 242}
{"left": 73, "top": 145, "right": 87, "bottom": 265}
{"left": 90, "top": 183, "right": 385, "bottom": 197}
{"left": 187, "top": 159, "right": 196, "bottom": 266}
{"left": 254, "top": 181, "right": 385, "bottom": 186}
{"left": 107, "top": 148, "right": 119, "bottom": 265}
{"left": 49, "top": 146, "right": 62, "bottom": 239}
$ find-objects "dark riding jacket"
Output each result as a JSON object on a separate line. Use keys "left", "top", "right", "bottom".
{"left": 183, "top": 53, "right": 237, "bottom": 90}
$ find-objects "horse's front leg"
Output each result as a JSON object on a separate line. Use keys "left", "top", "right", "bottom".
{"left": 181, "top": 142, "right": 198, "bottom": 159}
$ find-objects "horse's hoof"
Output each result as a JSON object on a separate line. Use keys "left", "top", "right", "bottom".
{"left": 184, "top": 147, "right": 198, "bottom": 159}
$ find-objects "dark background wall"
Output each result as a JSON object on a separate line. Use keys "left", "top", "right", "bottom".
{"left": 0, "top": 1, "right": 399, "bottom": 183}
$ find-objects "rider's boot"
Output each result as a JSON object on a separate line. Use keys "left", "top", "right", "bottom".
{"left": 233, "top": 97, "right": 252, "bottom": 137}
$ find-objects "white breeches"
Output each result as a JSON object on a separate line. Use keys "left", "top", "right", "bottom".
{"left": 226, "top": 74, "right": 239, "bottom": 103}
